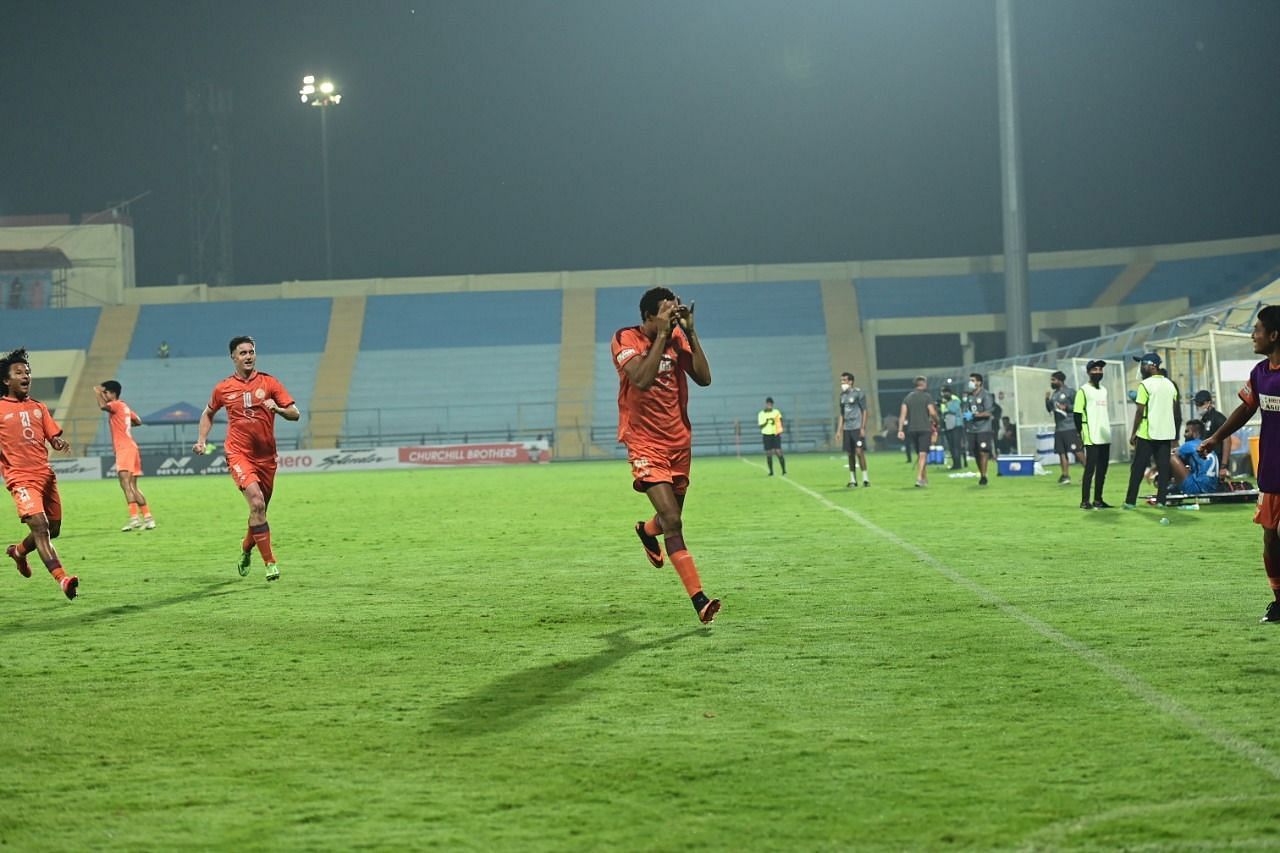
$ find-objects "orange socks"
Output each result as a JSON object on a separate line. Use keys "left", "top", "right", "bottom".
{"left": 668, "top": 549, "right": 704, "bottom": 597}
{"left": 250, "top": 523, "right": 275, "bottom": 564}
{"left": 128, "top": 502, "right": 139, "bottom": 519}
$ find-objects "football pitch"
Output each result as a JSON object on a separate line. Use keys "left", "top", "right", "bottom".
{"left": 2, "top": 453, "right": 1279, "bottom": 851}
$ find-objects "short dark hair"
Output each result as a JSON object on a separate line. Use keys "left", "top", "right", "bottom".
{"left": 765, "top": 397, "right": 774, "bottom": 404}
{"left": 1259, "top": 305, "right": 1280, "bottom": 337}
{"left": 969, "top": 372, "right": 984, "bottom": 384}
{"left": 638, "top": 287, "right": 676, "bottom": 321}
{"left": 0, "top": 348, "right": 29, "bottom": 383}
{"left": 1185, "top": 419, "right": 1204, "bottom": 437}
{"left": 228, "top": 335, "right": 255, "bottom": 354}
{"left": 102, "top": 380, "right": 122, "bottom": 396}
{"left": 841, "top": 372, "right": 855, "bottom": 382}
{"left": 1051, "top": 370, "right": 1066, "bottom": 381}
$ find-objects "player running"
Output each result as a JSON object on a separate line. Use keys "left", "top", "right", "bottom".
{"left": 95, "top": 380, "right": 156, "bottom": 531}
{"left": 193, "top": 335, "right": 300, "bottom": 582}
{"left": 613, "top": 287, "right": 720, "bottom": 624}
{"left": 1, "top": 348, "right": 79, "bottom": 600}
{"left": 1200, "top": 305, "right": 1280, "bottom": 623}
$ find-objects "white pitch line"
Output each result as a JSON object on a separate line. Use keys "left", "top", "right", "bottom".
{"left": 755, "top": 460, "right": 1280, "bottom": 781}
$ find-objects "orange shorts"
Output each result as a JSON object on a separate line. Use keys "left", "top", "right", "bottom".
{"left": 626, "top": 444, "right": 691, "bottom": 495}
{"left": 1254, "top": 492, "right": 1280, "bottom": 529}
{"left": 8, "top": 474, "right": 62, "bottom": 521}
{"left": 226, "top": 452, "right": 277, "bottom": 496}
{"left": 114, "top": 445, "right": 142, "bottom": 476}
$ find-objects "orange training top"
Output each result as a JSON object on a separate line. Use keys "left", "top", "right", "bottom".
{"left": 206, "top": 371, "right": 294, "bottom": 461}
{"left": 611, "top": 325, "right": 693, "bottom": 449}
{"left": 0, "top": 396, "right": 61, "bottom": 486}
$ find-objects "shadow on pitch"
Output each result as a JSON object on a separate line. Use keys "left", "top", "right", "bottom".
{"left": 0, "top": 578, "right": 247, "bottom": 636}
{"left": 436, "top": 625, "right": 706, "bottom": 736}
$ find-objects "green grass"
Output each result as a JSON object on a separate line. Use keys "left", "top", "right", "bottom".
{"left": 3, "top": 453, "right": 1280, "bottom": 851}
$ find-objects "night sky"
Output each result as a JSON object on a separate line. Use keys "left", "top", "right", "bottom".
{"left": 4, "top": 0, "right": 1279, "bottom": 285}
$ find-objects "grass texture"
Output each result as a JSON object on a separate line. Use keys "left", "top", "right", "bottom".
{"left": 2, "top": 453, "right": 1279, "bottom": 851}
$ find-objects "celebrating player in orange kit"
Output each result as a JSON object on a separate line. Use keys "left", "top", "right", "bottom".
{"left": 194, "top": 335, "right": 300, "bottom": 582}
{"left": 95, "top": 380, "right": 156, "bottom": 531}
{"left": 613, "top": 287, "right": 720, "bottom": 624}
{"left": 1, "top": 348, "right": 79, "bottom": 600}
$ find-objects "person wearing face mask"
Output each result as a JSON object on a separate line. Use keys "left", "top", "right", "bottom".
{"left": 1073, "top": 360, "right": 1113, "bottom": 509}
{"left": 1193, "top": 390, "right": 1228, "bottom": 469}
{"left": 1123, "top": 352, "right": 1181, "bottom": 509}
{"left": 1046, "top": 370, "right": 1086, "bottom": 485}
{"left": 836, "top": 372, "right": 870, "bottom": 487}
{"left": 939, "top": 384, "right": 965, "bottom": 470}
{"left": 962, "top": 372, "right": 995, "bottom": 485}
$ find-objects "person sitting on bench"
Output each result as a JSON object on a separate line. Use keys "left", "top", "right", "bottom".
{"left": 1171, "top": 420, "right": 1220, "bottom": 495}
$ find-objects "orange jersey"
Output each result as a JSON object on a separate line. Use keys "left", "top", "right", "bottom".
{"left": 206, "top": 371, "right": 294, "bottom": 461}
{"left": 611, "top": 325, "right": 693, "bottom": 448}
{"left": 0, "top": 395, "right": 61, "bottom": 487}
{"left": 103, "top": 399, "right": 140, "bottom": 456}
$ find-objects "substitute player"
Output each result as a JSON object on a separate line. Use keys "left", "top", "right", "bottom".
{"left": 194, "top": 335, "right": 300, "bottom": 582}
{"left": 1, "top": 348, "right": 79, "bottom": 600}
{"left": 614, "top": 287, "right": 720, "bottom": 624}
{"left": 95, "top": 380, "right": 156, "bottom": 531}
{"left": 1200, "top": 305, "right": 1280, "bottom": 623}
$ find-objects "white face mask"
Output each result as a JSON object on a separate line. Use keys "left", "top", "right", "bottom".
{"left": 967, "top": 381, "right": 977, "bottom": 391}
{"left": 840, "top": 383, "right": 850, "bottom": 392}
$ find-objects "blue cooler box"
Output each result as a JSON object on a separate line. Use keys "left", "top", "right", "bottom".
{"left": 997, "top": 455, "right": 1035, "bottom": 476}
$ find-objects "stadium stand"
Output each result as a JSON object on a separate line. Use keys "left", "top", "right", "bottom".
{"left": 856, "top": 265, "right": 1124, "bottom": 319}
{"left": 127, "top": 299, "right": 332, "bottom": 359}
{"left": 0, "top": 306, "right": 100, "bottom": 350}
{"left": 1124, "top": 249, "right": 1280, "bottom": 308}
{"left": 341, "top": 291, "right": 562, "bottom": 445}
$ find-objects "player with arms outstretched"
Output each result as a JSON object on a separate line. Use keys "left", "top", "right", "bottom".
{"left": 95, "top": 380, "right": 156, "bottom": 531}
{"left": 1, "top": 348, "right": 79, "bottom": 599}
{"left": 1200, "top": 305, "right": 1280, "bottom": 623}
{"left": 194, "top": 335, "right": 300, "bottom": 582}
{"left": 613, "top": 287, "right": 720, "bottom": 624}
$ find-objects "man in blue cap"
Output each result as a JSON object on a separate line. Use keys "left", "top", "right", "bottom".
{"left": 1123, "top": 352, "right": 1181, "bottom": 508}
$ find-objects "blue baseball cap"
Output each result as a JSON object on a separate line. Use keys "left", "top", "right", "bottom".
{"left": 1133, "top": 352, "right": 1162, "bottom": 366}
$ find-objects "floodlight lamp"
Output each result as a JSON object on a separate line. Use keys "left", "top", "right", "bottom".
{"left": 319, "top": 80, "right": 335, "bottom": 95}
{"left": 303, "top": 75, "right": 316, "bottom": 85}
{"left": 300, "top": 94, "right": 309, "bottom": 103}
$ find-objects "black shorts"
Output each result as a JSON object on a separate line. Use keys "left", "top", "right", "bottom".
{"left": 907, "top": 431, "right": 932, "bottom": 454}
{"left": 842, "top": 431, "right": 865, "bottom": 452}
{"left": 968, "top": 433, "right": 993, "bottom": 456}
{"left": 762, "top": 434, "right": 782, "bottom": 451}
{"left": 1054, "top": 431, "right": 1082, "bottom": 455}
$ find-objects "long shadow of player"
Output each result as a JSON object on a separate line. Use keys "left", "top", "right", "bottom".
{"left": 0, "top": 578, "right": 246, "bottom": 636}
{"left": 436, "top": 625, "right": 706, "bottom": 736}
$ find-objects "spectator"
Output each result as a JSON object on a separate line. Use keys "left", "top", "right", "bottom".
{"left": 157, "top": 340, "right": 170, "bottom": 360}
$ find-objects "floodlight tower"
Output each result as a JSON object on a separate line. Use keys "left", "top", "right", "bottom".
{"left": 300, "top": 74, "right": 342, "bottom": 280}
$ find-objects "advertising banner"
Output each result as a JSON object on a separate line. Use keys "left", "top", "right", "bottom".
{"left": 128, "top": 443, "right": 552, "bottom": 477}
{"left": 52, "top": 456, "right": 104, "bottom": 481}
{"left": 398, "top": 442, "right": 551, "bottom": 466}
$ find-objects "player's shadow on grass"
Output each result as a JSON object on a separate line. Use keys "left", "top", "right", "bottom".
{"left": 0, "top": 578, "right": 245, "bottom": 636}
{"left": 437, "top": 625, "right": 706, "bottom": 735}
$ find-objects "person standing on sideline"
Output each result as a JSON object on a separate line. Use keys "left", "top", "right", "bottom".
{"left": 1047, "top": 370, "right": 1086, "bottom": 485}
{"left": 1199, "top": 305, "right": 1280, "bottom": 623}
{"left": 95, "top": 380, "right": 155, "bottom": 531}
{"left": 836, "top": 371, "right": 871, "bottom": 487}
{"left": 1073, "top": 359, "right": 1113, "bottom": 509}
{"left": 898, "top": 375, "right": 939, "bottom": 488}
{"left": 193, "top": 336, "right": 300, "bottom": 582}
{"left": 964, "top": 372, "right": 996, "bottom": 485}
{"left": 939, "top": 385, "right": 965, "bottom": 470}
{"left": 613, "top": 288, "right": 720, "bottom": 624}
{"left": 1123, "top": 352, "right": 1180, "bottom": 508}
{"left": 757, "top": 397, "right": 786, "bottom": 476}
{"left": 1, "top": 349, "right": 78, "bottom": 600}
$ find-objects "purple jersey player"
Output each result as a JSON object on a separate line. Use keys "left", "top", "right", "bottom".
{"left": 1200, "top": 305, "right": 1280, "bottom": 623}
